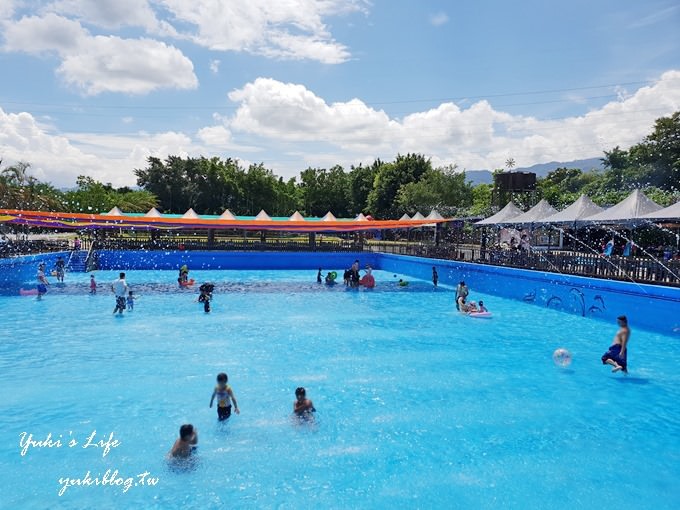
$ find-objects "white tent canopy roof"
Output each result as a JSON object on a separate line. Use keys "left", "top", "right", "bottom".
{"left": 289, "top": 211, "right": 305, "bottom": 221}
{"left": 219, "top": 209, "right": 236, "bottom": 220}
{"left": 584, "top": 189, "right": 663, "bottom": 223}
{"left": 105, "top": 206, "right": 124, "bottom": 216}
{"left": 399, "top": 213, "right": 411, "bottom": 221}
{"left": 475, "top": 202, "right": 523, "bottom": 225}
{"left": 537, "top": 194, "right": 605, "bottom": 224}
{"left": 354, "top": 213, "right": 368, "bottom": 221}
{"left": 254, "top": 210, "right": 271, "bottom": 221}
{"left": 411, "top": 211, "right": 425, "bottom": 220}
{"left": 507, "top": 199, "right": 558, "bottom": 225}
{"left": 144, "top": 207, "right": 162, "bottom": 217}
{"left": 182, "top": 208, "right": 200, "bottom": 219}
{"left": 426, "top": 210, "right": 445, "bottom": 220}
{"left": 321, "top": 211, "right": 337, "bottom": 221}
{"left": 639, "top": 200, "right": 680, "bottom": 221}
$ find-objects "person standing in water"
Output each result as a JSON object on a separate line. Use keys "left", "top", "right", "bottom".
{"left": 111, "top": 272, "right": 128, "bottom": 314}
{"left": 432, "top": 267, "right": 438, "bottom": 287}
{"left": 601, "top": 316, "right": 630, "bottom": 373}
{"left": 455, "top": 281, "right": 469, "bottom": 310}
{"left": 36, "top": 262, "right": 50, "bottom": 299}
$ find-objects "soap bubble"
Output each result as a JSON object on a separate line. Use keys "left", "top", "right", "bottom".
{"left": 552, "top": 348, "right": 572, "bottom": 367}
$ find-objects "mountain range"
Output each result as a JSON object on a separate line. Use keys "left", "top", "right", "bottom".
{"left": 463, "top": 157, "right": 604, "bottom": 185}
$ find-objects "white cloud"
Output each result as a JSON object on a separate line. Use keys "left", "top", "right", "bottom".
{"left": 57, "top": 36, "right": 197, "bottom": 95}
{"left": 1, "top": 14, "right": 197, "bottom": 95}
{"left": 209, "top": 59, "right": 220, "bottom": 74}
{"left": 159, "top": 0, "right": 360, "bottom": 63}
{"left": 2, "top": 13, "right": 86, "bottom": 54}
{"left": 196, "top": 125, "right": 232, "bottom": 146}
{"left": 47, "top": 0, "right": 169, "bottom": 32}
{"left": 0, "top": 0, "right": 16, "bottom": 20}
{"left": 2, "top": 71, "right": 679, "bottom": 188}
{"left": 224, "top": 71, "right": 680, "bottom": 171}
{"left": 430, "top": 12, "right": 449, "bottom": 27}
{"left": 228, "top": 78, "right": 398, "bottom": 151}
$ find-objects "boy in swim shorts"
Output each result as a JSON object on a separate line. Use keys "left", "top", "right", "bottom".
{"left": 209, "top": 372, "right": 240, "bottom": 421}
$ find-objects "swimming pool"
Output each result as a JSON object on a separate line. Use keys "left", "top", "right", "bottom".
{"left": 1, "top": 269, "right": 678, "bottom": 509}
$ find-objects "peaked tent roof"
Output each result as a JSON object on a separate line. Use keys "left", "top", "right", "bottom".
{"left": 411, "top": 212, "right": 425, "bottom": 220}
{"left": 426, "top": 210, "right": 445, "bottom": 220}
{"left": 504, "top": 199, "right": 558, "bottom": 226}
{"left": 584, "top": 189, "right": 663, "bottom": 223}
{"left": 639, "top": 200, "right": 680, "bottom": 221}
{"left": 254, "top": 210, "right": 271, "bottom": 221}
{"left": 182, "top": 208, "right": 200, "bottom": 219}
{"left": 354, "top": 213, "right": 368, "bottom": 221}
{"left": 537, "top": 194, "right": 605, "bottom": 225}
{"left": 219, "top": 209, "right": 236, "bottom": 220}
{"left": 105, "top": 206, "right": 124, "bottom": 216}
{"left": 145, "top": 207, "right": 162, "bottom": 217}
{"left": 399, "top": 213, "right": 411, "bottom": 221}
{"left": 288, "top": 211, "right": 305, "bottom": 221}
{"left": 475, "top": 202, "right": 523, "bottom": 225}
{"left": 321, "top": 212, "right": 337, "bottom": 221}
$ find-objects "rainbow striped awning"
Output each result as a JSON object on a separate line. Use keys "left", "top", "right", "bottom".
{"left": 0, "top": 209, "right": 448, "bottom": 232}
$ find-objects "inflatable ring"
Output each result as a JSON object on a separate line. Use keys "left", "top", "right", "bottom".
{"left": 468, "top": 311, "right": 492, "bottom": 318}
{"left": 328, "top": 271, "right": 337, "bottom": 281}
{"left": 179, "top": 278, "right": 195, "bottom": 287}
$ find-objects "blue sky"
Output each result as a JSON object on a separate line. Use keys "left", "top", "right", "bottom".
{"left": 0, "top": 0, "right": 679, "bottom": 187}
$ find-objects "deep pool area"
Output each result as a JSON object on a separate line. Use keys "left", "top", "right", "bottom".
{"left": 1, "top": 268, "right": 679, "bottom": 509}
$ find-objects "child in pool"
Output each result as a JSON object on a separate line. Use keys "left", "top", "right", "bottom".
{"left": 478, "top": 301, "right": 488, "bottom": 312}
{"left": 126, "top": 291, "right": 136, "bottom": 311}
{"left": 89, "top": 274, "right": 97, "bottom": 294}
{"left": 293, "top": 387, "right": 316, "bottom": 417}
{"left": 209, "top": 372, "right": 240, "bottom": 421}
{"left": 168, "top": 424, "right": 198, "bottom": 459}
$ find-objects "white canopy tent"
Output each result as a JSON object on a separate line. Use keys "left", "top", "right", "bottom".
{"left": 475, "top": 202, "right": 523, "bottom": 225}
{"left": 288, "top": 211, "right": 305, "bottom": 221}
{"left": 321, "top": 212, "right": 337, "bottom": 221}
{"left": 411, "top": 212, "right": 425, "bottom": 220}
{"left": 182, "top": 208, "right": 200, "bottom": 219}
{"left": 219, "top": 209, "right": 236, "bottom": 220}
{"left": 144, "top": 207, "right": 162, "bottom": 218}
{"left": 639, "top": 200, "right": 680, "bottom": 222}
{"left": 254, "top": 210, "right": 271, "bottom": 221}
{"left": 583, "top": 189, "right": 663, "bottom": 224}
{"left": 502, "top": 199, "right": 557, "bottom": 226}
{"left": 537, "top": 194, "right": 605, "bottom": 225}
{"left": 105, "top": 206, "right": 124, "bottom": 216}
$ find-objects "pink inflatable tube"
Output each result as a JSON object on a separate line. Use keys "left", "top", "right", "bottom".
{"left": 467, "top": 311, "right": 492, "bottom": 318}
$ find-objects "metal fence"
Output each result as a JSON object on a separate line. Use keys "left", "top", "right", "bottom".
{"left": 95, "top": 237, "right": 363, "bottom": 252}
{"left": 366, "top": 242, "right": 680, "bottom": 287}
{"left": 0, "top": 239, "right": 70, "bottom": 258}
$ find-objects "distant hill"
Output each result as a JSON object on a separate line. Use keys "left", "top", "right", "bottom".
{"left": 463, "top": 157, "right": 604, "bottom": 186}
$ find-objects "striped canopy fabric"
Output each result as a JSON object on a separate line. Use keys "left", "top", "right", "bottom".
{"left": 0, "top": 209, "right": 448, "bottom": 232}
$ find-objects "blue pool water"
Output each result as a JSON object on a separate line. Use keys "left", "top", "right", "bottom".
{"left": 1, "top": 269, "right": 679, "bottom": 509}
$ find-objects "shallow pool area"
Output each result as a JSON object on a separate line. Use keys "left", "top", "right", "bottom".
{"left": 1, "top": 269, "right": 679, "bottom": 509}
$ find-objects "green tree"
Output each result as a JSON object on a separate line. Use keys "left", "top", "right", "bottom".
{"left": 628, "top": 111, "right": 680, "bottom": 191}
{"left": 367, "top": 153, "right": 432, "bottom": 218}
{"left": 396, "top": 165, "right": 472, "bottom": 216}
{"left": 348, "top": 162, "right": 378, "bottom": 215}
